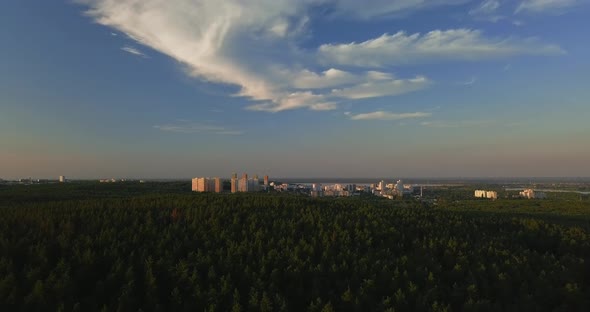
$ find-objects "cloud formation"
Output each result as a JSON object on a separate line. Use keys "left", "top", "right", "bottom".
{"left": 154, "top": 122, "right": 243, "bottom": 135}
{"left": 80, "top": 1, "right": 565, "bottom": 113}
{"left": 323, "top": 0, "right": 471, "bottom": 19}
{"left": 348, "top": 111, "right": 432, "bottom": 120}
{"left": 516, "top": 0, "right": 582, "bottom": 13}
{"left": 469, "top": 0, "right": 504, "bottom": 22}
{"left": 319, "top": 29, "right": 565, "bottom": 67}
{"left": 420, "top": 120, "right": 495, "bottom": 128}
{"left": 332, "top": 75, "right": 429, "bottom": 99}
{"left": 121, "top": 46, "right": 147, "bottom": 58}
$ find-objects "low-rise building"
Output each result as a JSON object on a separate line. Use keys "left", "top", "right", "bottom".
{"left": 519, "top": 189, "right": 546, "bottom": 199}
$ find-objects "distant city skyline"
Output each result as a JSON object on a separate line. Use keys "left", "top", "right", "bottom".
{"left": 1, "top": 1, "right": 589, "bottom": 179}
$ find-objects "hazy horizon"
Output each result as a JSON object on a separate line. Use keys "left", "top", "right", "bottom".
{"left": 2, "top": 1, "right": 589, "bottom": 178}
{"left": 3, "top": 175, "right": 590, "bottom": 183}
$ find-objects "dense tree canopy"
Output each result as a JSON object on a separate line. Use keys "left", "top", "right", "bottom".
{"left": 0, "top": 183, "right": 589, "bottom": 311}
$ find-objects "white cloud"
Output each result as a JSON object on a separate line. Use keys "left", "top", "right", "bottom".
{"left": 81, "top": 1, "right": 564, "bottom": 113}
{"left": 516, "top": 0, "right": 582, "bottom": 13}
{"left": 512, "top": 20, "right": 525, "bottom": 26}
{"left": 246, "top": 72, "right": 429, "bottom": 111}
{"left": 121, "top": 45, "right": 147, "bottom": 58}
{"left": 246, "top": 91, "right": 337, "bottom": 112}
{"left": 459, "top": 76, "right": 478, "bottom": 86}
{"left": 84, "top": 0, "right": 310, "bottom": 108}
{"left": 349, "top": 111, "right": 432, "bottom": 120}
{"left": 215, "top": 130, "right": 245, "bottom": 135}
{"left": 318, "top": 29, "right": 565, "bottom": 67}
{"left": 469, "top": 0, "right": 505, "bottom": 22}
{"left": 291, "top": 68, "right": 360, "bottom": 89}
{"left": 471, "top": 0, "right": 501, "bottom": 15}
{"left": 332, "top": 75, "right": 430, "bottom": 99}
{"left": 154, "top": 122, "right": 243, "bottom": 135}
{"left": 420, "top": 120, "right": 495, "bottom": 128}
{"left": 328, "top": 0, "right": 470, "bottom": 19}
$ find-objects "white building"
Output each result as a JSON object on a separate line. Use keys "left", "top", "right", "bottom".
{"left": 474, "top": 190, "right": 498, "bottom": 200}
{"left": 396, "top": 180, "right": 404, "bottom": 195}
{"left": 520, "top": 189, "right": 546, "bottom": 199}
{"left": 59, "top": 176, "right": 66, "bottom": 183}
{"left": 248, "top": 178, "right": 260, "bottom": 192}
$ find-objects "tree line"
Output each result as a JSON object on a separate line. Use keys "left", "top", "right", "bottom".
{"left": 0, "top": 187, "right": 589, "bottom": 311}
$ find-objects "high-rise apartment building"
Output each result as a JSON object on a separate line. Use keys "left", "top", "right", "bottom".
{"left": 264, "top": 175, "right": 269, "bottom": 186}
{"left": 214, "top": 177, "right": 222, "bottom": 193}
{"left": 192, "top": 177, "right": 222, "bottom": 193}
{"left": 239, "top": 173, "right": 249, "bottom": 192}
{"left": 192, "top": 177, "right": 206, "bottom": 192}
{"left": 248, "top": 178, "right": 259, "bottom": 192}
{"left": 231, "top": 173, "right": 238, "bottom": 193}
{"left": 396, "top": 180, "right": 404, "bottom": 195}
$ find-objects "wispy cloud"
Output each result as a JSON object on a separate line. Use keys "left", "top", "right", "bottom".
{"left": 516, "top": 0, "right": 582, "bottom": 13}
{"left": 245, "top": 73, "right": 429, "bottom": 112}
{"left": 245, "top": 91, "right": 338, "bottom": 112}
{"left": 459, "top": 76, "right": 478, "bottom": 86}
{"left": 154, "top": 121, "right": 243, "bottom": 135}
{"left": 290, "top": 68, "right": 360, "bottom": 89}
{"left": 421, "top": 120, "right": 495, "bottom": 128}
{"left": 326, "top": 0, "right": 472, "bottom": 19}
{"left": 469, "top": 0, "right": 505, "bottom": 22}
{"left": 332, "top": 76, "right": 430, "bottom": 99}
{"left": 348, "top": 111, "right": 432, "bottom": 121}
{"left": 318, "top": 29, "right": 565, "bottom": 67}
{"left": 121, "top": 46, "right": 148, "bottom": 58}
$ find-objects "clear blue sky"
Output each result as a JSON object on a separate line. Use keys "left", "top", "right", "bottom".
{"left": 1, "top": 0, "right": 589, "bottom": 179}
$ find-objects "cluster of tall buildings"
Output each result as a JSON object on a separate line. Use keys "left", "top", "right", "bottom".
{"left": 474, "top": 190, "right": 498, "bottom": 200}
{"left": 374, "top": 180, "right": 408, "bottom": 197}
{"left": 192, "top": 173, "right": 269, "bottom": 193}
{"left": 310, "top": 183, "right": 357, "bottom": 197}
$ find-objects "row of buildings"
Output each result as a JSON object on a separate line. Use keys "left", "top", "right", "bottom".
{"left": 308, "top": 180, "right": 423, "bottom": 199}
{"left": 192, "top": 177, "right": 223, "bottom": 193}
{"left": 373, "top": 180, "right": 417, "bottom": 199}
{"left": 475, "top": 190, "right": 498, "bottom": 200}
{"left": 192, "top": 173, "right": 269, "bottom": 193}
{"left": 475, "top": 189, "right": 547, "bottom": 200}
{"left": 2, "top": 176, "right": 68, "bottom": 185}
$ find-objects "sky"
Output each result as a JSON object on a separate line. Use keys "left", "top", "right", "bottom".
{"left": 1, "top": 0, "right": 589, "bottom": 179}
